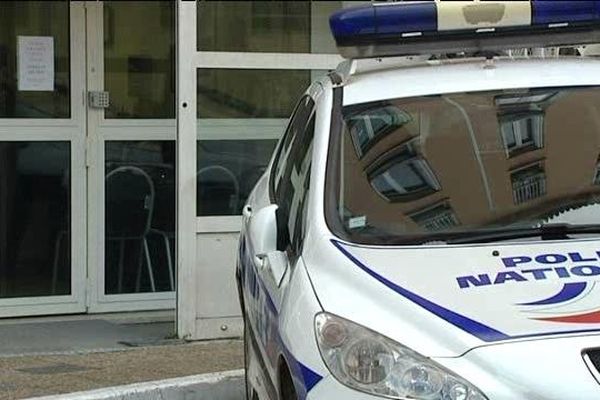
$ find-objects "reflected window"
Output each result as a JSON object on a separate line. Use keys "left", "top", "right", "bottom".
{"left": 500, "top": 112, "right": 543, "bottom": 155}
{"left": 347, "top": 105, "right": 413, "bottom": 157}
{"left": 409, "top": 202, "right": 459, "bottom": 232}
{"left": 496, "top": 92, "right": 556, "bottom": 106}
{"left": 368, "top": 142, "right": 440, "bottom": 202}
{"left": 511, "top": 163, "right": 546, "bottom": 205}
{"left": 496, "top": 91, "right": 556, "bottom": 157}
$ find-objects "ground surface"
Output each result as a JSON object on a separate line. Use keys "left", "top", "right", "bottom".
{"left": 0, "top": 340, "right": 243, "bottom": 399}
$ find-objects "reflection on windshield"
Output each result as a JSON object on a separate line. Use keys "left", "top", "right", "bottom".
{"left": 368, "top": 139, "right": 440, "bottom": 202}
{"left": 347, "top": 104, "right": 414, "bottom": 157}
{"left": 332, "top": 87, "right": 600, "bottom": 244}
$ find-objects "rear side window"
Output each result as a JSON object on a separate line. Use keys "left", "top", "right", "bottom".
{"left": 277, "top": 115, "right": 315, "bottom": 254}
{"left": 271, "top": 96, "right": 315, "bottom": 197}
{"left": 272, "top": 97, "right": 315, "bottom": 253}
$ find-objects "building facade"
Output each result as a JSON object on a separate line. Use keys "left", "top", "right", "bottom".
{"left": 0, "top": 1, "right": 348, "bottom": 338}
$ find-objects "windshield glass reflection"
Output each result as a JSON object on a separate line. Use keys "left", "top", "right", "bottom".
{"left": 331, "top": 86, "right": 600, "bottom": 244}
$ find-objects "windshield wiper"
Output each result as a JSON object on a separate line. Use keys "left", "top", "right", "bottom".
{"left": 445, "top": 223, "right": 600, "bottom": 244}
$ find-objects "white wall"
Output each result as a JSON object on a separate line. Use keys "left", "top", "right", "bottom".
{"left": 193, "top": 226, "right": 243, "bottom": 339}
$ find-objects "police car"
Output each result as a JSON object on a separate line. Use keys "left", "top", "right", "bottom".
{"left": 236, "top": 1, "right": 600, "bottom": 399}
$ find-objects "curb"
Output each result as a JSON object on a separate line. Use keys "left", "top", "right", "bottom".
{"left": 27, "top": 369, "right": 245, "bottom": 400}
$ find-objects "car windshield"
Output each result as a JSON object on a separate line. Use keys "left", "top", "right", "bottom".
{"left": 326, "top": 86, "right": 600, "bottom": 245}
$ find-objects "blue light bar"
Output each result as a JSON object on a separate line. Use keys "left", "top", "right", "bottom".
{"left": 329, "top": 2, "right": 437, "bottom": 40}
{"left": 330, "top": 1, "right": 600, "bottom": 59}
{"left": 532, "top": 1, "right": 600, "bottom": 25}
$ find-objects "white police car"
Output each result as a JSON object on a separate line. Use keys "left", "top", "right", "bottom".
{"left": 236, "top": 1, "right": 600, "bottom": 399}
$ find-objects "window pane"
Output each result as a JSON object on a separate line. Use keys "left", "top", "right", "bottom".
{"left": 197, "top": 69, "right": 324, "bottom": 216}
{"left": 104, "top": 1, "right": 175, "bottom": 119}
{"left": 197, "top": 140, "right": 277, "bottom": 216}
{"left": 0, "top": 1, "right": 70, "bottom": 118}
{"left": 198, "top": 69, "right": 310, "bottom": 118}
{"left": 0, "top": 142, "right": 71, "bottom": 298}
{"left": 197, "top": 1, "right": 342, "bottom": 53}
{"left": 105, "top": 141, "right": 175, "bottom": 294}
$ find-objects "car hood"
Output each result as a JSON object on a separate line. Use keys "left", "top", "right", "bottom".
{"left": 304, "top": 236, "right": 600, "bottom": 357}
{"left": 434, "top": 334, "right": 600, "bottom": 399}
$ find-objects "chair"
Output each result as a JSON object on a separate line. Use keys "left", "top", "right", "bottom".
{"left": 105, "top": 166, "right": 156, "bottom": 293}
{"left": 197, "top": 165, "right": 240, "bottom": 215}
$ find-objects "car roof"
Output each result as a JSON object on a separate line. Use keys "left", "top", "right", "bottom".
{"left": 339, "top": 56, "right": 600, "bottom": 106}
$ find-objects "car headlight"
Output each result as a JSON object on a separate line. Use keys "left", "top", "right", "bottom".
{"left": 315, "top": 313, "right": 487, "bottom": 400}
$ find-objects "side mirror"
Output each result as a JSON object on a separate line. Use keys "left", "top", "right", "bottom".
{"left": 248, "top": 204, "right": 279, "bottom": 260}
{"left": 248, "top": 204, "right": 289, "bottom": 286}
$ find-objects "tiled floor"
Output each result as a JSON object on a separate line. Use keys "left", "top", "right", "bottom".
{"left": 0, "top": 319, "right": 174, "bottom": 356}
{"left": 0, "top": 340, "right": 243, "bottom": 399}
{"left": 0, "top": 317, "right": 243, "bottom": 399}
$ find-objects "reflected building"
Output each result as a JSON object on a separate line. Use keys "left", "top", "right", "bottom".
{"left": 340, "top": 87, "right": 600, "bottom": 235}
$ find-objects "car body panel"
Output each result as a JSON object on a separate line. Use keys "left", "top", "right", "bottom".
{"left": 343, "top": 58, "right": 600, "bottom": 107}
{"left": 435, "top": 334, "right": 600, "bottom": 399}
{"left": 331, "top": 238, "right": 600, "bottom": 343}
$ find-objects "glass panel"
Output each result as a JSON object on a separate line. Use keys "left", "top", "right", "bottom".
{"left": 104, "top": 1, "right": 175, "bottom": 119}
{"left": 197, "top": 140, "right": 277, "bottom": 216}
{"left": 105, "top": 141, "right": 175, "bottom": 294}
{"left": 197, "top": 1, "right": 343, "bottom": 53}
{"left": 328, "top": 87, "right": 600, "bottom": 245}
{"left": 198, "top": 69, "right": 310, "bottom": 118}
{"left": 0, "top": 142, "right": 71, "bottom": 297}
{"left": 197, "top": 69, "right": 322, "bottom": 216}
{"left": 0, "top": 1, "right": 70, "bottom": 118}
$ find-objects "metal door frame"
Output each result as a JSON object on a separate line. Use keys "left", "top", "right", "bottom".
{"left": 0, "top": 1, "right": 87, "bottom": 317}
{"left": 85, "top": 1, "right": 176, "bottom": 313}
{"left": 176, "top": 0, "right": 342, "bottom": 339}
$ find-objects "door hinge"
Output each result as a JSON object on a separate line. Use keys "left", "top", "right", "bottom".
{"left": 85, "top": 135, "right": 94, "bottom": 168}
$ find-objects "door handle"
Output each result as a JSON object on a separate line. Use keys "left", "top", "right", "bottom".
{"left": 254, "top": 253, "right": 267, "bottom": 270}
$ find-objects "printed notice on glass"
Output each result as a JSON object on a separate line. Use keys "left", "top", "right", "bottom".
{"left": 17, "top": 36, "right": 54, "bottom": 91}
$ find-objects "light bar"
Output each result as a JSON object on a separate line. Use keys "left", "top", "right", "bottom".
{"left": 330, "top": 1, "right": 600, "bottom": 59}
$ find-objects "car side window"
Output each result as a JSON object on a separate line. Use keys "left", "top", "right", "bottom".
{"left": 271, "top": 96, "right": 315, "bottom": 197}
{"left": 275, "top": 111, "right": 315, "bottom": 255}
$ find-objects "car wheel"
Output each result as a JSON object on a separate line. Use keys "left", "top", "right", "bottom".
{"left": 244, "top": 315, "right": 258, "bottom": 400}
{"left": 280, "top": 364, "right": 298, "bottom": 400}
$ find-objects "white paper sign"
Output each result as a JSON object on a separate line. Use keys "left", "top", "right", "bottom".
{"left": 17, "top": 36, "right": 54, "bottom": 91}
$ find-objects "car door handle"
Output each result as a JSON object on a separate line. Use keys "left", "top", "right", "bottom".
{"left": 254, "top": 253, "right": 267, "bottom": 270}
{"left": 242, "top": 205, "right": 252, "bottom": 218}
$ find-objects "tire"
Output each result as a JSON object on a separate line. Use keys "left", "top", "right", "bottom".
{"left": 280, "top": 364, "right": 298, "bottom": 400}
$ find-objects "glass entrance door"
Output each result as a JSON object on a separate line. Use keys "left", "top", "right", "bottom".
{"left": 0, "top": 1, "right": 87, "bottom": 316}
{"left": 86, "top": 1, "right": 176, "bottom": 313}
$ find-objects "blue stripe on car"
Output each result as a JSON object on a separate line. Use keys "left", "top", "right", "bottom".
{"left": 332, "top": 239, "right": 510, "bottom": 342}
{"left": 240, "top": 235, "right": 323, "bottom": 399}
{"left": 518, "top": 282, "right": 588, "bottom": 306}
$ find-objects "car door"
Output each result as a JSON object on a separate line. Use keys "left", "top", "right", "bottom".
{"left": 244, "top": 94, "right": 316, "bottom": 398}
